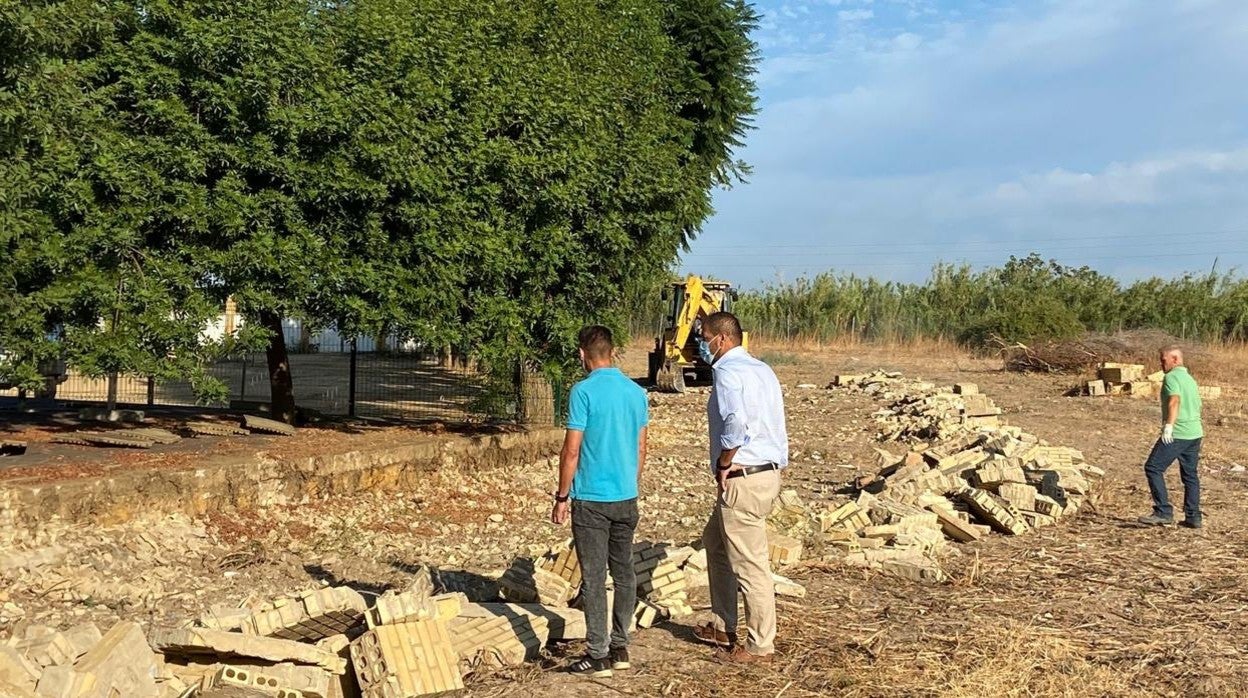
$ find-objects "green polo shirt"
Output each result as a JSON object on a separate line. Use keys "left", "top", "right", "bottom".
{"left": 1161, "top": 366, "right": 1203, "bottom": 440}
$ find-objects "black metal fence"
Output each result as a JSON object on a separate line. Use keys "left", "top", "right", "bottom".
{"left": 6, "top": 339, "right": 562, "bottom": 426}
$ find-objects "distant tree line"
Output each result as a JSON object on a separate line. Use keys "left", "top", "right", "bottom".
{"left": 0, "top": 0, "right": 760, "bottom": 421}
{"left": 729, "top": 254, "right": 1248, "bottom": 347}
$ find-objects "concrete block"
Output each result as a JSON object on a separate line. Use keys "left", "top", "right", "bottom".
{"left": 13, "top": 628, "right": 75, "bottom": 668}
{"left": 206, "top": 663, "right": 334, "bottom": 698}
{"left": 925, "top": 503, "right": 982, "bottom": 543}
{"left": 242, "top": 588, "right": 366, "bottom": 642}
{"left": 449, "top": 614, "right": 548, "bottom": 670}
{"left": 682, "top": 548, "right": 707, "bottom": 572}
{"left": 73, "top": 621, "right": 162, "bottom": 698}
{"left": 315, "top": 637, "right": 360, "bottom": 698}
{"left": 367, "top": 590, "right": 449, "bottom": 630}
{"left": 537, "top": 541, "right": 582, "bottom": 590}
{"left": 953, "top": 383, "right": 978, "bottom": 395}
{"left": 242, "top": 415, "right": 296, "bottom": 436}
{"left": 969, "top": 462, "right": 1027, "bottom": 488}
{"left": 34, "top": 665, "right": 98, "bottom": 697}
{"left": 1085, "top": 380, "right": 1105, "bottom": 396}
{"left": 150, "top": 628, "right": 345, "bottom": 674}
{"left": 880, "top": 558, "right": 946, "bottom": 584}
{"left": 768, "top": 535, "right": 803, "bottom": 566}
{"left": 632, "top": 601, "right": 663, "bottom": 629}
{"left": 456, "top": 603, "right": 585, "bottom": 641}
{"left": 1031, "top": 494, "right": 1063, "bottom": 518}
{"left": 996, "top": 482, "right": 1037, "bottom": 512}
{"left": 957, "top": 487, "right": 1030, "bottom": 535}
{"left": 1099, "top": 364, "right": 1143, "bottom": 384}
{"left": 350, "top": 620, "right": 462, "bottom": 696}
{"left": 497, "top": 560, "right": 573, "bottom": 606}
{"left": 198, "top": 605, "right": 252, "bottom": 632}
{"left": 772, "top": 573, "right": 806, "bottom": 598}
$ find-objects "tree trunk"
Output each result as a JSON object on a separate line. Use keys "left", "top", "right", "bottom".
{"left": 260, "top": 310, "right": 297, "bottom": 424}
{"left": 106, "top": 373, "right": 118, "bottom": 412}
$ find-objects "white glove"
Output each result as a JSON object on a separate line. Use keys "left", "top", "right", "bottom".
{"left": 1161, "top": 424, "right": 1174, "bottom": 444}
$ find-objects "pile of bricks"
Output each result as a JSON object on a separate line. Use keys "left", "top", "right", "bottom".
{"left": 2, "top": 534, "right": 719, "bottom": 698}
{"left": 817, "top": 372, "right": 1106, "bottom": 583}
{"left": 1083, "top": 362, "right": 1221, "bottom": 400}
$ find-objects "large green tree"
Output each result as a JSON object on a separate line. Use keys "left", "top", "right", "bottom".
{"left": 1, "top": 0, "right": 760, "bottom": 422}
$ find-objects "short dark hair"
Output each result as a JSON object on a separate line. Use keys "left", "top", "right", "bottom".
{"left": 704, "top": 312, "right": 742, "bottom": 344}
{"left": 578, "top": 325, "right": 614, "bottom": 360}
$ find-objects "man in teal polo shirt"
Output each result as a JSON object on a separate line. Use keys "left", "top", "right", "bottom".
{"left": 550, "top": 325, "right": 648, "bottom": 678}
{"left": 1138, "top": 345, "right": 1203, "bottom": 528}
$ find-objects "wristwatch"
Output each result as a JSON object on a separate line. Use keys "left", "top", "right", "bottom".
{"left": 554, "top": 492, "right": 570, "bottom": 503}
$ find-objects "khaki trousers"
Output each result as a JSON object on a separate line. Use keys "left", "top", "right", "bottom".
{"left": 702, "top": 468, "right": 781, "bottom": 655}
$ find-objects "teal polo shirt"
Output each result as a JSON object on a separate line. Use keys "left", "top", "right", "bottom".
{"left": 566, "top": 367, "right": 648, "bottom": 502}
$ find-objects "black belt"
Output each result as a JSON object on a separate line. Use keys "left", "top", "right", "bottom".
{"left": 726, "top": 463, "right": 779, "bottom": 479}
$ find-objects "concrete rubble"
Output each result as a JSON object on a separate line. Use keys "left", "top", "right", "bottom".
{"left": 775, "top": 369, "right": 1109, "bottom": 583}
{"left": 0, "top": 532, "right": 721, "bottom": 697}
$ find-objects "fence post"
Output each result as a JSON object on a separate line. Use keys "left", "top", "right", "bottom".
{"left": 146, "top": 376, "right": 155, "bottom": 407}
{"left": 239, "top": 356, "right": 248, "bottom": 401}
{"left": 348, "top": 339, "right": 358, "bottom": 417}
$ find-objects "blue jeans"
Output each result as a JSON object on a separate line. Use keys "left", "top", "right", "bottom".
{"left": 1144, "top": 437, "right": 1201, "bottom": 521}
{"left": 571, "top": 498, "right": 638, "bottom": 659}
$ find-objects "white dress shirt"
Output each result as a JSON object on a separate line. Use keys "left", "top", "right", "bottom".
{"left": 707, "top": 346, "right": 789, "bottom": 474}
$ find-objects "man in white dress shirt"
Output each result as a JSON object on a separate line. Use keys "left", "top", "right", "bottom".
{"left": 691, "top": 311, "right": 789, "bottom": 664}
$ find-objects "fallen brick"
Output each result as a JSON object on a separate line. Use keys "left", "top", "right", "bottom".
{"left": 497, "top": 560, "right": 573, "bottom": 607}
{"left": 768, "top": 535, "right": 803, "bottom": 566}
{"left": 632, "top": 601, "right": 663, "bottom": 629}
{"left": 151, "top": 627, "right": 346, "bottom": 674}
{"left": 242, "top": 414, "right": 296, "bottom": 436}
{"left": 772, "top": 573, "right": 806, "bottom": 598}
{"left": 206, "top": 662, "right": 334, "bottom": 698}
{"left": 351, "top": 620, "right": 462, "bottom": 696}
{"left": 924, "top": 503, "right": 982, "bottom": 543}
{"left": 996, "top": 482, "right": 1037, "bottom": 512}
{"left": 880, "top": 558, "right": 946, "bottom": 583}
{"left": 60, "top": 621, "right": 163, "bottom": 698}
{"left": 449, "top": 614, "right": 548, "bottom": 670}
{"left": 457, "top": 603, "right": 586, "bottom": 641}
{"left": 957, "top": 487, "right": 1030, "bottom": 536}
{"left": 11, "top": 627, "right": 75, "bottom": 668}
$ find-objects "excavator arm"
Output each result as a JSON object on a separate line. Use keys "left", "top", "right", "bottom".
{"left": 666, "top": 275, "right": 723, "bottom": 363}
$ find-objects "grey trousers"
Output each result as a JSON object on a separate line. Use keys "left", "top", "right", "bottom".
{"left": 571, "top": 498, "right": 639, "bottom": 658}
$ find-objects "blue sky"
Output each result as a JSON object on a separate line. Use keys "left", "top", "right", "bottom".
{"left": 679, "top": 0, "right": 1248, "bottom": 288}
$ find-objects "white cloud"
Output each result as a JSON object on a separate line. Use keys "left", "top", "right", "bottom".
{"left": 838, "top": 9, "right": 874, "bottom": 22}
{"left": 991, "top": 148, "right": 1248, "bottom": 207}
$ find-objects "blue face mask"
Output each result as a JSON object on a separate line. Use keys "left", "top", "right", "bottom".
{"left": 697, "top": 335, "right": 717, "bottom": 365}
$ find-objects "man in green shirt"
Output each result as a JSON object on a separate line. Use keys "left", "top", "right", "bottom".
{"left": 1138, "top": 345, "right": 1203, "bottom": 528}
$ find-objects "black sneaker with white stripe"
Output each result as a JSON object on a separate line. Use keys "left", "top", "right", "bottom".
{"left": 609, "top": 647, "right": 630, "bottom": 670}
{"left": 568, "top": 654, "right": 612, "bottom": 678}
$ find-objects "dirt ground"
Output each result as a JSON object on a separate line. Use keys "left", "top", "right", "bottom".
{"left": 3, "top": 341, "right": 1247, "bottom": 697}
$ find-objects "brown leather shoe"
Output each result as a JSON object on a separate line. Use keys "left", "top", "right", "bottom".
{"left": 692, "top": 622, "right": 735, "bottom": 648}
{"left": 715, "top": 646, "right": 774, "bottom": 665}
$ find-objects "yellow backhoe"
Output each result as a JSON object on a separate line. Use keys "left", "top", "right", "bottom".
{"left": 647, "top": 275, "right": 747, "bottom": 392}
